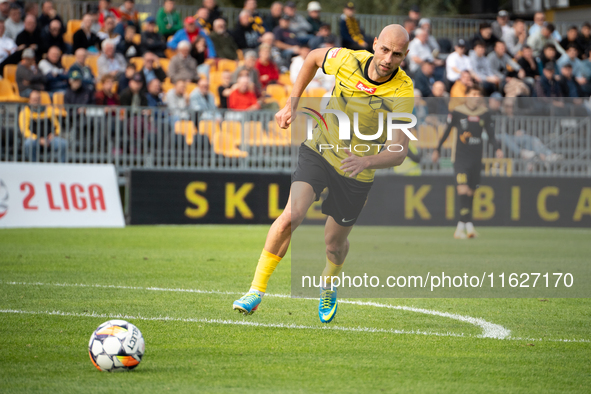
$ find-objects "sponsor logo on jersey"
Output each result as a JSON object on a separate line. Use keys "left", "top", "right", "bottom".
{"left": 329, "top": 47, "right": 342, "bottom": 58}
{"left": 355, "top": 81, "right": 376, "bottom": 94}
{"left": 468, "top": 115, "right": 480, "bottom": 122}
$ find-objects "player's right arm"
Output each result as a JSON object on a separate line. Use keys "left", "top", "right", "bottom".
{"left": 432, "top": 112, "right": 456, "bottom": 163}
{"left": 275, "top": 47, "right": 331, "bottom": 129}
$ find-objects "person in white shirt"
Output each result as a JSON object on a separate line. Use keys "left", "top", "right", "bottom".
{"left": 289, "top": 44, "right": 334, "bottom": 92}
{"left": 165, "top": 79, "right": 191, "bottom": 121}
{"left": 445, "top": 38, "right": 471, "bottom": 82}
{"left": 0, "top": 20, "right": 17, "bottom": 63}
{"left": 407, "top": 28, "right": 443, "bottom": 74}
{"left": 4, "top": 4, "right": 23, "bottom": 41}
{"left": 529, "top": 12, "right": 561, "bottom": 41}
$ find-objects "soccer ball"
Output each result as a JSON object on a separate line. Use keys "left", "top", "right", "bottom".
{"left": 88, "top": 320, "right": 145, "bottom": 372}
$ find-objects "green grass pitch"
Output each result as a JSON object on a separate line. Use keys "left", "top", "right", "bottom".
{"left": 0, "top": 225, "right": 590, "bottom": 393}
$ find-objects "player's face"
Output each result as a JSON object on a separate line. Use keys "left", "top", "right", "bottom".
{"left": 465, "top": 90, "right": 483, "bottom": 109}
{"left": 372, "top": 36, "right": 408, "bottom": 78}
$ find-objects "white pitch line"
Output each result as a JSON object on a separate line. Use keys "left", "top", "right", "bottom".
{"left": 5, "top": 280, "right": 586, "bottom": 341}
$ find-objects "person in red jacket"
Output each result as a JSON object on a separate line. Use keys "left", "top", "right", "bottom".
{"left": 255, "top": 43, "right": 279, "bottom": 89}
{"left": 228, "top": 75, "right": 260, "bottom": 110}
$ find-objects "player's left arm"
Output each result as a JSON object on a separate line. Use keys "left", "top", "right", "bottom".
{"left": 340, "top": 129, "right": 410, "bottom": 178}
{"left": 485, "top": 111, "right": 504, "bottom": 159}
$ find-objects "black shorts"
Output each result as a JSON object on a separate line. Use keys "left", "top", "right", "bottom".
{"left": 454, "top": 160, "right": 481, "bottom": 190}
{"left": 291, "top": 144, "right": 373, "bottom": 227}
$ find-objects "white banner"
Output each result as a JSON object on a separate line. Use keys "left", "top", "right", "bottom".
{"left": 0, "top": 163, "right": 124, "bottom": 228}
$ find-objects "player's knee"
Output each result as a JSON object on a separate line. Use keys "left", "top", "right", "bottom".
{"left": 275, "top": 211, "right": 292, "bottom": 233}
{"left": 326, "top": 237, "right": 349, "bottom": 258}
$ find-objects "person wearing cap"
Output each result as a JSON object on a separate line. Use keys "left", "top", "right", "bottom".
{"left": 4, "top": 4, "right": 24, "bottom": 41}
{"left": 491, "top": 10, "right": 511, "bottom": 41}
{"left": 502, "top": 18, "right": 527, "bottom": 58}
{"left": 157, "top": 0, "right": 182, "bottom": 39}
{"left": 231, "top": 10, "right": 262, "bottom": 50}
{"left": 534, "top": 61, "right": 562, "bottom": 98}
{"left": 73, "top": 13, "right": 101, "bottom": 53}
{"left": 20, "top": 90, "right": 67, "bottom": 163}
{"left": 97, "top": 39, "right": 127, "bottom": 79}
{"left": 264, "top": 1, "right": 283, "bottom": 32}
{"left": 38, "top": 46, "right": 68, "bottom": 94}
{"left": 168, "top": 40, "right": 198, "bottom": 83}
{"left": 527, "top": 22, "right": 565, "bottom": 58}
{"left": 64, "top": 69, "right": 95, "bottom": 136}
{"left": 140, "top": 16, "right": 166, "bottom": 58}
{"left": 340, "top": 2, "right": 370, "bottom": 51}
{"left": 168, "top": 16, "right": 216, "bottom": 58}
{"left": 529, "top": 12, "right": 561, "bottom": 42}
{"left": 210, "top": 18, "right": 239, "bottom": 60}
{"left": 68, "top": 48, "right": 96, "bottom": 90}
{"left": 408, "top": 5, "right": 420, "bottom": 24}
{"left": 306, "top": 1, "right": 323, "bottom": 35}
{"left": 16, "top": 48, "right": 45, "bottom": 97}
{"left": 445, "top": 38, "right": 472, "bottom": 82}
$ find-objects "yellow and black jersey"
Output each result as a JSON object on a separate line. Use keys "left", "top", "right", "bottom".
{"left": 304, "top": 47, "right": 414, "bottom": 183}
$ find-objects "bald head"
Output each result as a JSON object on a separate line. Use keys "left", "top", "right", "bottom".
{"left": 370, "top": 24, "right": 410, "bottom": 79}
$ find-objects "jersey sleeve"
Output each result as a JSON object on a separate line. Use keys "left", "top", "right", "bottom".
{"left": 322, "top": 47, "right": 350, "bottom": 76}
{"left": 437, "top": 111, "right": 458, "bottom": 152}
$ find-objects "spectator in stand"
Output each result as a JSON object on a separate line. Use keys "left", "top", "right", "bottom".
{"left": 145, "top": 78, "right": 164, "bottom": 108}
{"left": 165, "top": 79, "right": 191, "bottom": 121}
{"left": 97, "top": 39, "right": 127, "bottom": 79}
{"left": 16, "top": 14, "right": 41, "bottom": 62}
{"left": 264, "top": 1, "right": 282, "bottom": 32}
{"left": 241, "top": 0, "right": 266, "bottom": 33}
{"left": 470, "top": 22, "right": 500, "bottom": 55}
{"left": 529, "top": 12, "right": 561, "bottom": 41}
{"left": 536, "top": 43, "right": 559, "bottom": 76}
{"left": 140, "top": 17, "right": 166, "bottom": 58}
{"left": 38, "top": 46, "right": 68, "bottom": 94}
{"left": 408, "top": 28, "right": 443, "bottom": 75}
{"left": 557, "top": 44, "right": 582, "bottom": 76}
{"left": 577, "top": 49, "right": 591, "bottom": 96}
{"left": 139, "top": 52, "right": 166, "bottom": 86}
{"left": 449, "top": 71, "right": 473, "bottom": 113}
{"left": 73, "top": 13, "right": 101, "bottom": 53}
{"left": 560, "top": 26, "right": 584, "bottom": 58}
{"left": 0, "top": 0, "right": 10, "bottom": 21}
{"left": 289, "top": 44, "right": 334, "bottom": 91}
{"left": 38, "top": 1, "right": 63, "bottom": 33}
{"left": 503, "top": 70, "right": 530, "bottom": 97}
{"left": 217, "top": 70, "right": 233, "bottom": 109}
{"left": 64, "top": 69, "right": 95, "bottom": 128}
{"left": 416, "top": 19, "right": 440, "bottom": 54}
{"left": 69, "top": 48, "right": 95, "bottom": 90}
{"left": 527, "top": 23, "right": 565, "bottom": 58}
{"left": 118, "top": 0, "right": 139, "bottom": 28}
{"left": 282, "top": 1, "right": 311, "bottom": 43}
{"left": 557, "top": 63, "right": 583, "bottom": 98}
{"left": 445, "top": 38, "right": 471, "bottom": 83}
{"left": 24, "top": 3, "right": 39, "bottom": 21}
{"left": 491, "top": 10, "right": 511, "bottom": 41}
{"left": 403, "top": 18, "right": 416, "bottom": 41}
{"left": 203, "top": 0, "right": 222, "bottom": 27}
{"left": 413, "top": 60, "right": 436, "bottom": 98}
{"left": 580, "top": 23, "right": 591, "bottom": 53}
{"left": 469, "top": 40, "right": 500, "bottom": 95}
{"left": 16, "top": 48, "right": 45, "bottom": 97}
{"left": 98, "top": 0, "right": 120, "bottom": 28}
{"left": 503, "top": 19, "right": 527, "bottom": 58}
{"left": 120, "top": 72, "right": 147, "bottom": 106}
{"left": 273, "top": 14, "right": 300, "bottom": 57}
{"left": 255, "top": 44, "right": 279, "bottom": 89}
{"left": 116, "top": 24, "right": 140, "bottom": 60}
{"left": 428, "top": 81, "right": 450, "bottom": 114}
{"left": 40, "top": 19, "right": 66, "bottom": 56}
{"left": 408, "top": 5, "right": 420, "bottom": 25}
{"left": 0, "top": 20, "right": 17, "bottom": 64}
{"left": 487, "top": 41, "right": 524, "bottom": 82}
{"left": 20, "top": 90, "right": 67, "bottom": 162}
{"left": 168, "top": 40, "right": 198, "bottom": 83}
{"left": 157, "top": 0, "right": 182, "bottom": 40}
{"left": 191, "top": 35, "right": 211, "bottom": 77}
{"left": 194, "top": 7, "right": 212, "bottom": 34}
{"left": 306, "top": 2, "right": 323, "bottom": 35}
{"left": 518, "top": 45, "right": 539, "bottom": 86}
{"left": 232, "top": 50, "right": 261, "bottom": 97}
{"left": 97, "top": 15, "right": 121, "bottom": 46}
{"left": 4, "top": 4, "right": 23, "bottom": 40}
{"left": 210, "top": 18, "right": 239, "bottom": 60}
{"left": 228, "top": 75, "right": 259, "bottom": 110}
{"left": 308, "top": 23, "right": 336, "bottom": 50}
{"left": 95, "top": 74, "right": 119, "bottom": 106}
{"left": 190, "top": 76, "right": 219, "bottom": 119}
{"left": 232, "top": 10, "right": 262, "bottom": 50}
{"left": 340, "top": 2, "right": 370, "bottom": 51}
{"left": 535, "top": 62, "right": 562, "bottom": 98}
{"left": 117, "top": 63, "right": 137, "bottom": 94}
{"left": 259, "top": 31, "right": 286, "bottom": 71}
{"left": 168, "top": 16, "right": 216, "bottom": 58}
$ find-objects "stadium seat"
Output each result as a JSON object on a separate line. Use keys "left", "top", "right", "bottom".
{"left": 0, "top": 79, "right": 27, "bottom": 102}
{"left": 266, "top": 84, "right": 287, "bottom": 105}
{"left": 198, "top": 120, "right": 219, "bottom": 141}
{"left": 161, "top": 78, "right": 174, "bottom": 92}
{"left": 61, "top": 55, "right": 76, "bottom": 70}
{"left": 130, "top": 57, "right": 144, "bottom": 71}
{"left": 217, "top": 59, "right": 237, "bottom": 72}
{"left": 164, "top": 48, "right": 176, "bottom": 59}
{"left": 133, "top": 34, "right": 141, "bottom": 45}
{"left": 186, "top": 82, "right": 197, "bottom": 94}
{"left": 212, "top": 129, "right": 248, "bottom": 158}
{"left": 278, "top": 73, "right": 292, "bottom": 86}
{"left": 174, "top": 120, "right": 198, "bottom": 145}
{"left": 244, "top": 121, "right": 269, "bottom": 146}
{"left": 64, "top": 19, "right": 81, "bottom": 45}
{"left": 236, "top": 49, "right": 244, "bottom": 61}
{"left": 50, "top": 92, "right": 68, "bottom": 116}
{"left": 39, "top": 91, "right": 52, "bottom": 105}
{"left": 483, "top": 158, "right": 513, "bottom": 176}
{"left": 85, "top": 55, "right": 99, "bottom": 77}
{"left": 267, "top": 120, "right": 290, "bottom": 146}
{"left": 157, "top": 58, "right": 169, "bottom": 74}
{"left": 3, "top": 64, "right": 17, "bottom": 84}
{"left": 307, "top": 87, "right": 327, "bottom": 97}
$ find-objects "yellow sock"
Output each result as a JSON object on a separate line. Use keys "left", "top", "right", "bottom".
{"left": 250, "top": 249, "right": 282, "bottom": 293}
{"left": 321, "top": 256, "right": 343, "bottom": 289}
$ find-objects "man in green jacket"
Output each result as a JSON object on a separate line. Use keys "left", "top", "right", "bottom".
{"left": 157, "top": 0, "right": 183, "bottom": 39}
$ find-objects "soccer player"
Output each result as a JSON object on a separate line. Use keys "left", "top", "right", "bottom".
{"left": 431, "top": 86, "right": 503, "bottom": 239}
{"left": 233, "top": 24, "right": 415, "bottom": 323}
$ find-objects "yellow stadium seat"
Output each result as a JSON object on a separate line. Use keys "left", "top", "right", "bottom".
{"left": 85, "top": 55, "right": 99, "bottom": 77}
{"left": 236, "top": 49, "right": 244, "bottom": 61}
{"left": 64, "top": 19, "right": 81, "bottom": 45}
{"left": 52, "top": 91, "right": 64, "bottom": 105}
{"left": 243, "top": 121, "right": 269, "bottom": 146}
{"left": 198, "top": 120, "right": 219, "bottom": 141}
{"left": 266, "top": 84, "right": 286, "bottom": 102}
{"left": 61, "top": 55, "right": 76, "bottom": 70}
{"left": 212, "top": 130, "right": 248, "bottom": 158}
{"left": 174, "top": 120, "right": 198, "bottom": 145}
{"left": 217, "top": 59, "right": 237, "bottom": 72}
{"left": 0, "top": 79, "right": 27, "bottom": 102}
{"left": 4, "top": 64, "right": 17, "bottom": 84}
{"left": 133, "top": 34, "right": 141, "bottom": 45}
{"left": 267, "top": 120, "right": 291, "bottom": 146}
{"left": 164, "top": 48, "right": 176, "bottom": 59}
{"left": 186, "top": 82, "right": 197, "bottom": 94}
{"left": 278, "top": 73, "right": 292, "bottom": 86}
{"left": 130, "top": 57, "right": 144, "bottom": 71}
{"left": 40, "top": 91, "right": 51, "bottom": 105}
{"left": 157, "top": 58, "right": 169, "bottom": 74}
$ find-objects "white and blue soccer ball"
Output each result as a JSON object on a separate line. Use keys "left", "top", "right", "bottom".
{"left": 88, "top": 320, "right": 145, "bottom": 372}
